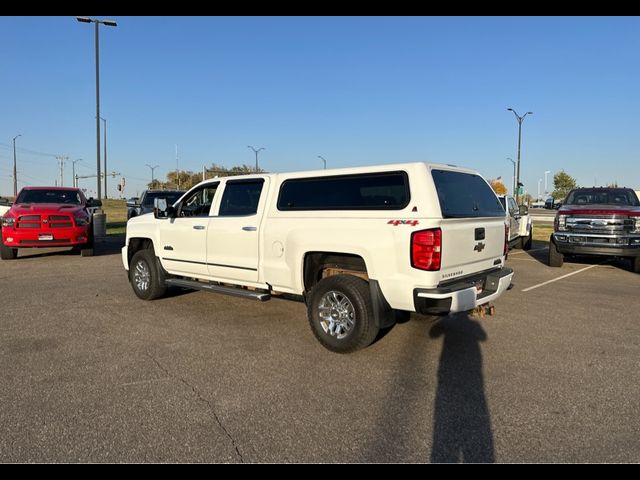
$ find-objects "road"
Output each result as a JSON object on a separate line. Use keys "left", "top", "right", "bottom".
{"left": 1, "top": 236, "right": 639, "bottom": 462}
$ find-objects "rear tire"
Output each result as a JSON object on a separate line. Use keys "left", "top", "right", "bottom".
{"left": 0, "top": 244, "right": 17, "bottom": 260}
{"left": 307, "top": 274, "right": 379, "bottom": 353}
{"left": 548, "top": 236, "right": 563, "bottom": 267}
{"left": 632, "top": 256, "right": 640, "bottom": 274}
{"left": 129, "top": 249, "right": 167, "bottom": 300}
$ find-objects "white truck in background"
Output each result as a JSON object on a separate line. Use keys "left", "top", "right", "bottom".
{"left": 499, "top": 194, "right": 533, "bottom": 250}
{"left": 122, "top": 162, "right": 514, "bottom": 353}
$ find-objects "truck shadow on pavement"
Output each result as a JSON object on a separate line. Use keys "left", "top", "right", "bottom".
{"left": 428, "top": 313, "right": 495, "bottom": 463}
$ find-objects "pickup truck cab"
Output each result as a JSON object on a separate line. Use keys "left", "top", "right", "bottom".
{"left": 123, "top": 162, "right": 513, "bottom": 353}
{"left": 498, "top": 194, "right": 532, "bottom": 250}
{"left": 1, "top": 186, "right": 100, "bottom": 260}
{"left": 549, "top": 187, "right": 640, "bottom": 272}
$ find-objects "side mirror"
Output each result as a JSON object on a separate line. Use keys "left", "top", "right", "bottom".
{"left": 87, "top": 197, "right": 103, "bottom": 208}
{"left": 518, "top": 205, "right": 529, "bottom": 216}
{"left": 153, "top": 198, "right": 176, "bottom": 219}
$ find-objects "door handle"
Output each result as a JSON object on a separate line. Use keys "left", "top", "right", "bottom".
{"left": 242, "top": 226, "right": 257, "bottom": 232}
{"left": 193, "top": 225, "right": 205, "bottom": 230}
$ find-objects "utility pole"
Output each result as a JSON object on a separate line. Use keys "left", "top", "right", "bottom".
{"left": 12, "top": 134, "right": 21, "bottom": 197}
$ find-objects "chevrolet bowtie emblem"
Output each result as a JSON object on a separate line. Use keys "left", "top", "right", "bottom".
{"left": 474, "top": 242, "right": 485, "bottom": 252}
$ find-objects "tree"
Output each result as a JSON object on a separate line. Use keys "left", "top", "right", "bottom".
{"left": 489, "top": 178, "right": 508, "bottom": 195}
{"left": 148, "top": 163, "right": 266, "bottom": 190}
{"left": 551, "top": 170, "right": 577, "bottom": 200}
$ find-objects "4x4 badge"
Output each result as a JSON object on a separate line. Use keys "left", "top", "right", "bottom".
{"left": 474, "top": 242, "right": 485, "bottom": 252}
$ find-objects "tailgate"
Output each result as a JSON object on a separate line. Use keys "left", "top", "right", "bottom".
{"left": 439, "top": 217, "right": 506, "bottom": 274}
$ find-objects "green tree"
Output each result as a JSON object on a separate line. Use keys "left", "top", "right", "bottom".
{"left": 551, "top": 170, "right": 578, "bottom": 200}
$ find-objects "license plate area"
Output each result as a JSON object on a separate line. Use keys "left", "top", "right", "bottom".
{"left": 39, "top": 234, "right": 54, "bottom": 241}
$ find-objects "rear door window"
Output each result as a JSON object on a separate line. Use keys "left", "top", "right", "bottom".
{"left": 431, "top": 169, "right": 505, "bottom": 218}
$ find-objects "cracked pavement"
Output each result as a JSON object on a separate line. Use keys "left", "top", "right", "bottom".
{"left": 1, "top": 239, "right": 640, "bottom": 462}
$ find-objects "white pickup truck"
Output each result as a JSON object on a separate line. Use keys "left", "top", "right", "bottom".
{"left": 123, "top": 162, "right": 513, "bottom": 353}
{"left": 499, "top": 194, "right": 532, "bottom": 250}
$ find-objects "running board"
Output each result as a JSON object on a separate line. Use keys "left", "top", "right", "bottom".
{"left": 165, "top": 278, "right": 271, "bottom": 301}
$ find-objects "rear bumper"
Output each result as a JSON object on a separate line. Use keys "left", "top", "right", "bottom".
{"left": 2, "top": 226, "right": 90, "bottom": 248}
{"left": 413, "top": 267, "right": 514, "bottom": 315}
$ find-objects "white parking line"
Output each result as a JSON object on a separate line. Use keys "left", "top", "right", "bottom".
{"left": 522, "top": 262, "right": 608, "bottom": 292}
{"left": 509, "top": 248, "right": 546, "bottom": 256}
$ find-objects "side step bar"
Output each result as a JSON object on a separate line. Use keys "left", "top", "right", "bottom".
{"left": 165, "top": 278, "right": 271, "bottom": 302}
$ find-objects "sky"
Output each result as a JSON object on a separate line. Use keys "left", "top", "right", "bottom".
{"left": 1, "top": 16, "right": 639, "bottom": 199}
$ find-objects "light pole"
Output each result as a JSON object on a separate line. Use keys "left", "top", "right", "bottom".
{"left": 507, "top": 157, "right": 516, "bottom": 195}
{"left": 72, "top": 159, "right": 83, "bottom": 188}
{"left": 544, "top": 170, "right": 551, "bottom": 196}
{"left": 77, "top": 16, "right": 117, "bottom": 201}
{"left": 507, "top": 108, "right": 533, "bottom": 204}
{"left": 145, "top": 164, "right": 159, "bottom": 187}
{"left": 12, "top": 134, "right": 21, "bottom": 197}
{"left": 538, "top": 178, "right": 542, "bottom": 202}
{"left": 99, "top": 116, "right": 108, "bottom": 198}
{"left": 247, "top": 145, "right": 265, "bottom": 172}
{"left": 318, "top": 155, "right": 327, "bottom": 169}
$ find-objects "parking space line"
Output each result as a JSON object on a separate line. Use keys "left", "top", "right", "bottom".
{"left": 509, "top": 248, "right": 546, "bottom": 256}
{"left": 522, "top": 262, "right": 608, "bottom": 292}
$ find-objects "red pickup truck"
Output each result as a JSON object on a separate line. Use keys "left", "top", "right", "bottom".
{"left": 1, "top": 186, "right": 100, "bottom": 260}
{"left": 549, "top": 187, "right": 640, "bottom": 273}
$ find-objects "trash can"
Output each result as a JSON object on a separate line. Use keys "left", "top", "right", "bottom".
{"left": 92, "top": 211, "right": 107, "bottom": 239}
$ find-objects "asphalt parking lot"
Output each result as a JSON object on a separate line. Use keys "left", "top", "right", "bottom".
{"left": 1, "top": 234, "right": 639, "bottom": 463}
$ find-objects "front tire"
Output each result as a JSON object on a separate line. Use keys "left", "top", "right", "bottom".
{"left": 632, "top": 256, "right": 640, "bottom": 274}
{"left": 307, "top": 275, "right": 379, "bottom": 353}
{"left": 129, "top": 249, "right": 167, "bottom": 300}
{"left": 0, "top": 244, "right": 17, "bottom": 260}
{"left": 548, "top": 235, "right": 563, "bottom": 267}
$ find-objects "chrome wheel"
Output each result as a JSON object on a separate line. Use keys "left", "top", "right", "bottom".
{"left": 318, "top": 290, "right": 356, "bottom": 339}
{"left": 133, "top": 259, "right": 151, "bottom": 292}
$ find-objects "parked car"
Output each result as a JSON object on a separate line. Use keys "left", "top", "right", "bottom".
{"left": 1, "top": 186, "right": 101, "bottom": 260}
{"left": 0, "top": 196, "right": 11, "bottom": 216}
{"left": 127, "top": 190, "right": 185, "bottom": 220}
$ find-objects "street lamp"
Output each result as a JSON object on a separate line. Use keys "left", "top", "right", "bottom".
{"left": 72, "top": 158, "right": 83, "bottom": 188}
{"left": 99, "top": 116, "right": 108, "bottom": 198}
{"left": 145, "top": 164, "right": 159, "bottom": 186}
{"left": 318, "top": 155, "right": 327, "bottom": 169}
{"left": 538, "top": 178, "right": 542, "bottom": 202}
{"left": 544, "top": 170, "right": 551, "bottom": 196}
{"left": 507, "top": 108, "right": 533, "bottom": 204}
{"left": 77, "top": 16, "right": 117, "bottom": 201}
{"left": 247, "top": 145, "right": 265, "bottom": 172}
{"left": 12, "top": 134, "right": 21, "bottom": 197}
{"left": 507, "top": 157, "right": 515, "bottom": 195}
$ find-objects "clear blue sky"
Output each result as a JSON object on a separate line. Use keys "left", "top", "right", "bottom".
{"left": 1, "top": 16, "right": 639, "bottom": 199}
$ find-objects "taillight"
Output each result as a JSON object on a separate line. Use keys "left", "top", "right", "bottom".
{"left": 504, "top": 223, "right": 509, "bottom": 256}
{"left": 411, "top": 228, "right": 441, "bottom": 271}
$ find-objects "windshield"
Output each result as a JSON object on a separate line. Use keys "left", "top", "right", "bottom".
{"left": 16, "top": 189, "right": 82, "bottom": 205}
{"left": 565, "top": 189, "right": 640, "bottom": 206}
{"left": 142, "top": 191, "right": 184, "bottom": 207}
